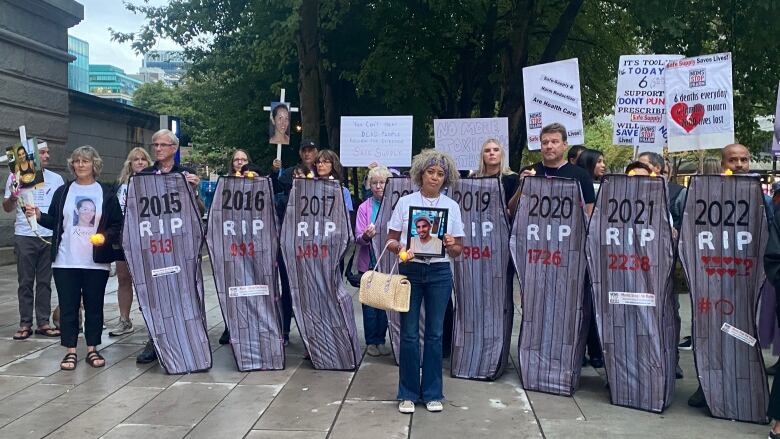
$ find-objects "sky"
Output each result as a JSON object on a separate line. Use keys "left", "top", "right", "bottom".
{"left": 69, "top": 0, "right": 182, "bottom": 74}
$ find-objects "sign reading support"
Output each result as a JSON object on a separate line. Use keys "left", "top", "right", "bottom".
{"left": 339, "top": 116, "right": 413, "bottom": 167}
{"left": 433, "top": 118, "right": 509, "bottom": 171}
{"left": 613, "top": 54, "right": 683, "bottom": 152}
{"left": 450, "top": 178, "right": 512, "bottom": 380}
{"left": 664, "top": 52, "right": 735, "bottom": 151}
{"left": 281, "top": 178, "right": 361, "bottom": 370}
{"left": 586, "top": 175, "right": 676, "bottom": 412}
{"left": 123, "top": 173, "right": 211, "bottom": 374}
{"left": 509, "top": 176, "right": 588, "bottom": 395}
{"left": 522, "top": 58, "right": 585, "bottom": 150}
{"left": 206, "top": 176, "right": 285, "bottom": 371}
{"left": 678, "top": 175, "right": 769, "bottom": 423}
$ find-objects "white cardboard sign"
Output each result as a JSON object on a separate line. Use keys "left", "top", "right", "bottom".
{"left": 613, "top": 54, "right": 684, "bottom": 152}
{"left": 664, "top": 52, "right": 735, "bottom": 151}
{"left": 433, "top": 118, "right": 509, "bottom": 170}
{"left": 339, "top": 116, "right": 413, "bottom": 167}
{"left": 522, "top": 58, "right": 584, "bottom": 150}
{"left": 772, "top": 81, "right": 780, "bottom": 154}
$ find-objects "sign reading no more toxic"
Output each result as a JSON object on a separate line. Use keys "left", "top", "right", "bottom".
{"left": 434, "top": 118, "right": 509, "bottom": 171}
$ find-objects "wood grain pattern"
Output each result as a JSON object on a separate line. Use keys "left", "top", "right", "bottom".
{"left": 205, "top": 176, "right": 285, "bottom": 371}
{"left": 122, "top": 173, "right": 211, "bottom": 374}
{"left": 509, "top": 176, "right": 588, "bottom": 396}
{"left": 280, "top": 178, "right": 361, "bottom": 370}
{"left": 450, "top": 177, "right": 513, "bottom": 380}
{"left": 678, "top": 175, "right": 769, "bottom": 423}
{"left": 586, "top": 175, "right": 676, "bottom": 412}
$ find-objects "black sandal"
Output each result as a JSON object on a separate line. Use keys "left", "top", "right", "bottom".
{"left": 35, "top": 326, "right": 61, "bottom": 337}
{"left": 60, "top": 352, "right": 77, "bottom": 371}
{"left": 13, "top": 326, "right": 32, "bottom": 340}
{"left": 85, "top": 350, "right": 105, "bottom": 368}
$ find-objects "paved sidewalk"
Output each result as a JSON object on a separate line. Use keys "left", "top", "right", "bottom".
{"left": 0, "top": 260, "right": 771, "bottom": 438}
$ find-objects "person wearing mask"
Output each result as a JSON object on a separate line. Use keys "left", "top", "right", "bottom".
{"left": 314, "top": 149, "right": 353, "bottom": 212}
{"left": 108, "top": 147, "right": 152, "bottom": 337}
{"left": 4, "top": 142, "right": 64, "bottom": 340}
{"left": 471, "top": 138, "right": 519, "bottom": 205}
{"left": 355, "top": 165, "right": 393, "bottom": 357}
{"left": 30, "top": 146, "right": 123, "bottom": 370}
{"left": 387, "top": 149, "right": 464, "bottom": 414}
{"left": 135, "top": 129, "right": 202, "bottom": 365}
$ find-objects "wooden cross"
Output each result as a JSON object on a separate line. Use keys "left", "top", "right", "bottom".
{"left": 263, "top": 88, "right": 299, "bottom": 161}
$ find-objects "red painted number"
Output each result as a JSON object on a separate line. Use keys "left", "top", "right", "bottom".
{"left": 230, "top": 242, "right": 256, "bottom": 257}
{"left": 607, "top": 253, "right": 650, "bottom": 272}
{"left": 526, "top": 249, "right": 562, "bottom": 267}
{"left": 296, "top": 244, "right": 329, "bottom": 259}
{"left": 150, "top": 238, "right": 173, "bottom": 254}
{"left": 462, "top": 246, "right": 491, "bottom": 260}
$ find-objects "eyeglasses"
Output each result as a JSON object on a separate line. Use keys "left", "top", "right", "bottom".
{"left": 370, "top": 181, "right": 386, "bottom": 187}
{"left": 151, "top": 143, "right": 175, "bottom": 148}
{"left": 316, "top": 160, "right": 332, "bottom": 165}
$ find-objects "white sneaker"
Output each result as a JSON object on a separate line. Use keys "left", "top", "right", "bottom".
{"left": 398, "top": 400, "right": 415, "bottom": 414}
{"left": 378, "top": 344, "right": 392, "bottom": 356}
{"left": 366, "top": 345, "right": 381, "bottom": 357}
{"left": 425, "top": 401, "right": 443, "bottom": 412}
{"left": 108, "top": 318, "right": 134, "bottom": 336}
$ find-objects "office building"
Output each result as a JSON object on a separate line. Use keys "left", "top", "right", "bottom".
{"left": 67, "top": 35, "right": 89, "bottom": 92}
{"left": 88, "top": 64, "right": 143, "bottom": 106}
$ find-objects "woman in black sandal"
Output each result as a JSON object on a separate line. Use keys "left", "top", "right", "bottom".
{"left": 28, "top": 146, "right": 122, "bottom": 370}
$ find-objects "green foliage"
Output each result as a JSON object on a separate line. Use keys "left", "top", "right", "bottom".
{"left": 583, "top": 117, "right": 634, "bottom": 173}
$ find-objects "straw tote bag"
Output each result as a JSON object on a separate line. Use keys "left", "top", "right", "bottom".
{"left": 358, "top": 243, "right": 411, "bottom": 312}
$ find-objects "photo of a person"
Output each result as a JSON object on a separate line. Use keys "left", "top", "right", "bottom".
{"left": 407, "top": 208, "right": 448, "bottom": 258}
{"left": 269, "top": 102, "right": 291, "bottom": 145}
{"left": 73, "top": 198, "right": 97, "bottom": 227}
{"left": 16, "top": 146, "right": 36, "bottom": 185}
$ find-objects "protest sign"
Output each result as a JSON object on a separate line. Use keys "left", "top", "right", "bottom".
{"left": 678, "top": 175, "right": 769, "bottom": 423}
{"left": 586, "top": 175, "right": 677, "bottom": 412}
{"left": 522, "top": 58, "right": 584, "bottom": 150}
{"left": 509, "top": 176, "right": 588, "bottom": 395}
{"left": 434, "top": 118, "right": 509, "bottom": 170}
{"left": 613, "top": 54, "right": 683, "bottom": 152}
{"left": 340, "top": 116, "right": 413, "bottom": 167}
{"left": 206, "top": 176, "right": 285, "bottom": 371}
{"left": 280, "top": 178, "right": 361, "bottom": 370}
{"left": 665, "top": 53, "right": 735, "bottom": 151}
{"left": 450, "top": 177, "right": 512, "bottom": 380}
{"left": 370, "top": 177, "right": 423, "bottom": 365}
{"left": 123, "top": 173, "right": 211, "bottom": 374}
{"left": 773, "top": 81, "right": 780, "bottom": 154}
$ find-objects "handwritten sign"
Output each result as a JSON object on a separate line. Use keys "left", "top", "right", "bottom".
{"left": 586, "top": 175, "right": 676, "bottom": 412}
{"left": 678, "top": 175, "right": 769, "bottom": 423}
{"left": 450, "top": 178, "right": 512, "bottom": 380}
{"left": 613, "top": 54, "right": 683, "bottom": 152}
{"left": 522, "top": 58, "right": 584, "bottom": 150}
{"left": 280, "top": 178, "right": 361, "bottom": 370}
{"left": 665, "top": 52, "right": 735, "bottom": 151}
{"left": 206, "top": 176, "right": 285, "bottom": 371}
{"left": 434, "top": 118, "right": 509, "bottom": 170}
{"left": 123, "top": 173, "right": 211, "bottom": 374}
{"left": 509, "top": 176, "right": 588, "bottom": 395}
{"left": 340, "top": 116, "right": 413, "bottom": 167}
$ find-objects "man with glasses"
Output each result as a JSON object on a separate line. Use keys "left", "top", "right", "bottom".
{"left": 136, "top": 129, "right": 202, "bottom": 365}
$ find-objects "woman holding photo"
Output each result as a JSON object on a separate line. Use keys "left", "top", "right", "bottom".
{"left": 386, "top": 149, "right": 464, "bottom": 414}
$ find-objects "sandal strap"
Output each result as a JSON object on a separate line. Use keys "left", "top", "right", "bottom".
{"left": 62, "top": 353, "right": 77, "bottom": 362}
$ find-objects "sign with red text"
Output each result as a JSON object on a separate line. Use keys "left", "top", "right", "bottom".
{"left": 678, "top": 175, "right": 769, "bottom": 423}
{"left": 434, "top": 118, "right": 509, "bottom": 170}
{"left": 586, "top": 174, "right": 676, "bottom": 413}
{"left": 509, "top": 176, "right": 588, "bottom": 395}
{"left": 450, "top": 177, "right": 512, "bottom": 380}
{"left": 522, "top": 58, "right": 584, "bottom": 150}
{"left": 123, "top": 173, "right": 211, "bottom": 374}
{"left": 613, "top": 54, "right": 683, "bottom": 152}
{"left": 206, "top": 176, "right": 284, "bottom": 371}
{"left": 280, "top": 178, "right": 361, "bottom": 370}
{"left": 665, "top": 53, "right": 735, "bottom": 151}
{"left": 340, "top": 116, "right": 413, "bottom": 167}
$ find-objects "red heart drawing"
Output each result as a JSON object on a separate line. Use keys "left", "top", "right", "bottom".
{"left": 734, "top": 258, "right": 743, "bottom": 265}
{"left": 726, "top": 269, "right": 737, "bottom": 276}
{"left": 716, "top": 268, "right": 726, "bottom": 276}
{"left": 723, "top": 257, "right": 734, "bottom": 265}
{"left": 701, "top": 256, "right": 711, "bottom": 264}
{"left": 670, "top": 102, "right": 706, "bottom": 133}
{"left": 706, "top": 268, "right": 716, "bottom": 276}
{"left": 712, "top": 256, "right": 722, "bottom": 265}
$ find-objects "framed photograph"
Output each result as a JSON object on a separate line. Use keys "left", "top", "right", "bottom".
{"left": 406, "top": 206, "right": 448, "bottom": 258}
{"left": 268, "top": 102, "right": 291, "bottom": 145}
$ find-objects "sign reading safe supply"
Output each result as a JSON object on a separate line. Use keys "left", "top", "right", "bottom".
{"left": 509, "top": 176, "right": 588, "bottom": 395}
{"left": 450, "top": 178, "right": 512, "bottom": 380}
{"left": 122, "top": 173, "right": 211, "bottom": 374}
{"left": 370, "top": 177, "right": 422, "bottom": 365}
{"left": 206, "top": 176, "right": 284, "bottom": 371}
{"left": 586, "top": 175, "right": 677, "bottom": 413}
{"left": 280, "top": 178, "right": 361, "bottom": 370}
{"left": 678, "top": 175, "right": 769, "bottom": 423}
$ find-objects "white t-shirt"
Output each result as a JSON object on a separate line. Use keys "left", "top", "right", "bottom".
{"left": 4, "top": 169, "right": 64, "bottom": 237}
{"left": 410, "top": 235, "right": 443, "bottom": 255}
{"left": 388, "top": 191, "right": 465, "bottom": 264}
{"left": 52, "top": 182, "right": 109, "bottom": 271}
{"left": 117, "top": 183, "right": 128, "bottom": 213}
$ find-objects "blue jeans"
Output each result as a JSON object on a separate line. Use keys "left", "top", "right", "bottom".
{"left": 359, "top": 271, "right": 388, "bottom": 345}
{"left": 397, "top": 262, "right": 452, "bottom": 402}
